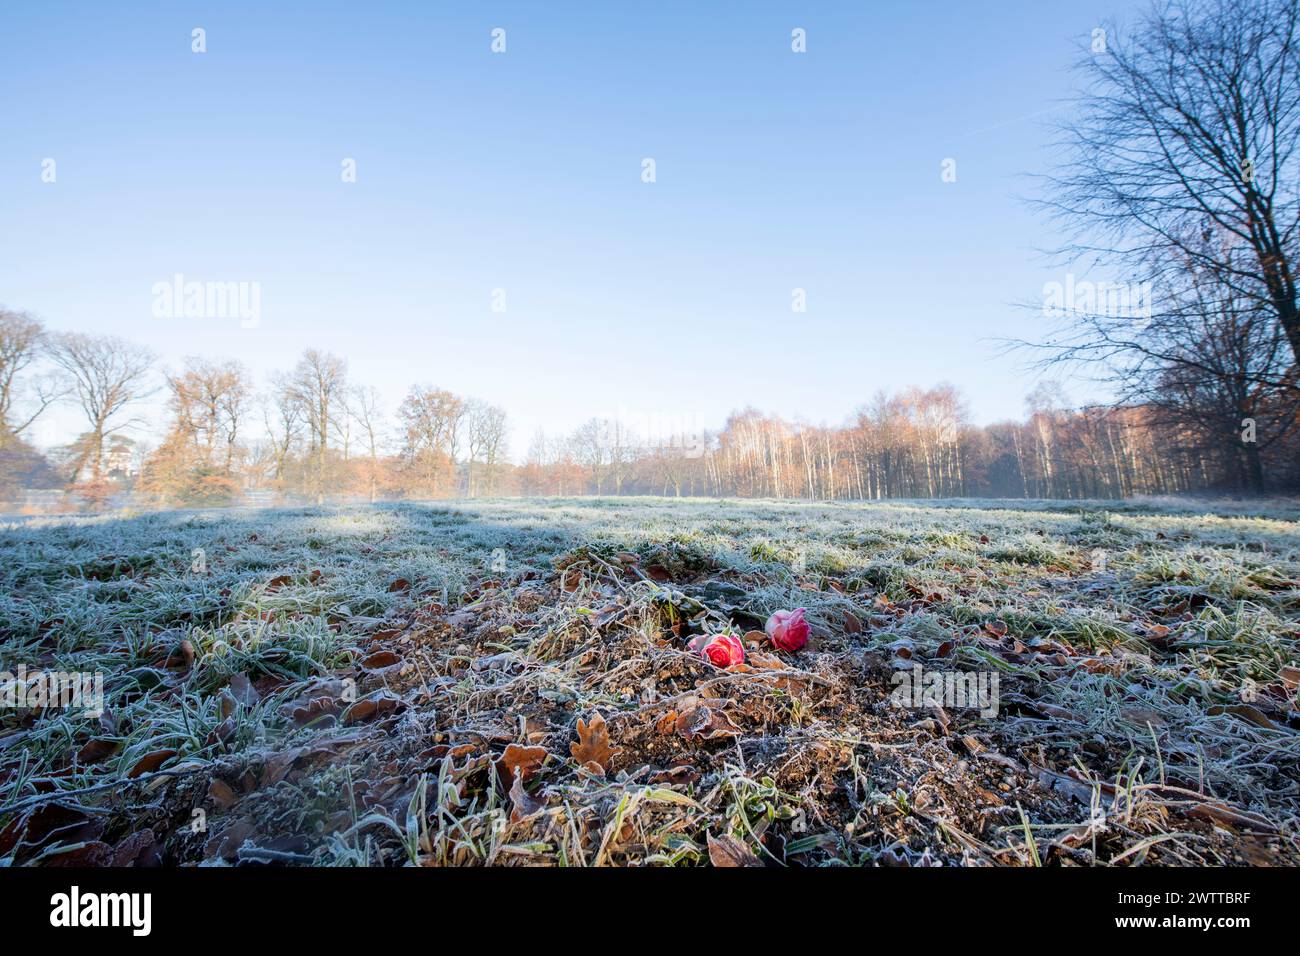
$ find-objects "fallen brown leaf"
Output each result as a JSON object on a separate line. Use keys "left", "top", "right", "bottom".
{"left": 570, "top": 713, "right": 620, "bottom": 774}
{"left": 343, "top": 690, "right": 402, "bottom": 724}
{"left": 227, "top": 672, "right": 260, "bottom": 707}
{"left": 509, "top": 775, "right": 545, "bottom": 822}
{"left": 112, "top": 828, "right": 160, "bottom": 867}
{"left": 707, "top": 833, "right": 760, "bottom": 867}
{"left": 655, "top": 710, "right": 678, "bottom": 734}
{"left": 675, "top": 705, "right": 742, "bottom": 740}
{"left": 44, "top": 841, "right": 114, "bottom": 867}
{"left": 650, "top": 764, "right": 700, "bottom": 786}
{"left": 1208, "top": 703, "right": 1278, "bottom": 731}
{"left": 1183, "top": 800, "right": 1278, "bottom": 833}
{"left": 76, "top": 738, "right": 120, "bottom": 764}
{"left": 361, "top": 649, "right": 400, "bottom": 669}
{"left": 496, "top": 743, "right": 548, "bottom": 788}
{"left": 127, "top": 748, "right": 177, "bottom": 778}
{"left": 208, "top": 778, "right": 238, "bottom": 810}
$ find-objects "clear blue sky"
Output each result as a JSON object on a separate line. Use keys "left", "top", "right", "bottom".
{"left": 0, "top": 0, "right": 1148, "bottom": 456}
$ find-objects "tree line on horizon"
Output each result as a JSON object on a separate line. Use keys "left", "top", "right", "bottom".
{"left": 1, "top": 308, "right": 1296, "bottom": 512}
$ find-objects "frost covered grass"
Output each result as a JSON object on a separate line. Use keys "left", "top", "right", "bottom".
{"left": 1, "top": 497, "right": 1297, "bottom": 866}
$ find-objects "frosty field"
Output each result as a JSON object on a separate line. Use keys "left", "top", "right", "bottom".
{"left": 1, "top": 496, "right": 1298, "bottom": 866}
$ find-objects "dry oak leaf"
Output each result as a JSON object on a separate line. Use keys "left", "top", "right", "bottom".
{"left": 496, "top": 743, "right": 549, "bottom": 788}
{"left": 1147, "top": 623, "right": 1173, "bottom": 641}
{"left": 290, "top": 696, "right": 341, "bottom": 727}
{"left": 521, "top": 715, "right": 548, "bottom": 743}
{"left": 218, "top": 690, "right": 238, "bottom": 721}
{"left": 448, "top": 753, "right": 492, "bottom": 784}
{"left": 570, "top": 713, "right": 620, "bottom": 775}
{"left": 707, "top": 833, "right": 761, "bottom": 867}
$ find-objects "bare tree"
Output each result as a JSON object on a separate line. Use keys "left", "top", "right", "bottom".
{"left": 571, "top": 419, "right": 608, "bottom": 494}
{"left": 261, "top": 379, "right": 304, "bottom": 487}
{"left": 283, "top": 350, "right": 347, "bottom": 504}
{"left": 166, "top": 358, "right": 252, "bottom": 469}
{"left": 1039, "top": 0, "right": 1300, "bottom": 377}
{"left": 465, "top": 399, "right": 508, "bottom": 497}
{"left": 139, "top": 357, "right": 253, "bottom": 506}
{"left": 1122, "top": 282, "right": 1300, "bottom": 491}
{"left": 396, "top": 385, "right": 464, "bottom": 497}
{"left": 601, "top": 418, "right": 636, "bottom": 495}
{"left": 0, "top": 308, "right": 60, "bottom": 439}
{"left": 345, "top": 385, "right": 387, "bottom": 503}
{"left": 47, "top": 332, "right": 154, "bottom": 483}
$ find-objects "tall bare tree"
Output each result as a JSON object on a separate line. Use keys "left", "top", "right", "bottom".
{"left": 140, "top": 358, "right": 252, "bottom": 505}
{"left": 571, "top": 419, "right": 608, "bottom": 494}
{"left": 1127, "top": 282, "right": 1299, "bottom": 491}
{"left": 283, "top": 350, "right": 347, "bottom": 504}
{"left": 0, "top": 308, "right": 61, "bottom": 440}
{"left": 464, "top": 399, "right": 508, "bottom": 497}
{"left": 397, "top": 385, "right": 464, "bottom": 497}
{"left": 345, "top": 385, "right": 387, "bottom": 503}
{"left": 1041, "top": 0, "right": 1300, "bottom": 378}
{"left": 261, "top": 379, "right": 304, "bottom": 488}
{"left": 166, "top": 358, "right": 252, "bottom": 468}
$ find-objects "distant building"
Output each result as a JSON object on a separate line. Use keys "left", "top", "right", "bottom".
{"left": 105, "top": 438, "right": 137, "bottom": 479}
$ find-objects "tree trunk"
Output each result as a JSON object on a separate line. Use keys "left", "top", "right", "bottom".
{"left": 1243, "top": 440, "right": 1265, "bottom": 495}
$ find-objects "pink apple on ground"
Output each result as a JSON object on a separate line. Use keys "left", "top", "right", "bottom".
{"left": 765, "top": 608, "right": 810, "bottom": 652}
